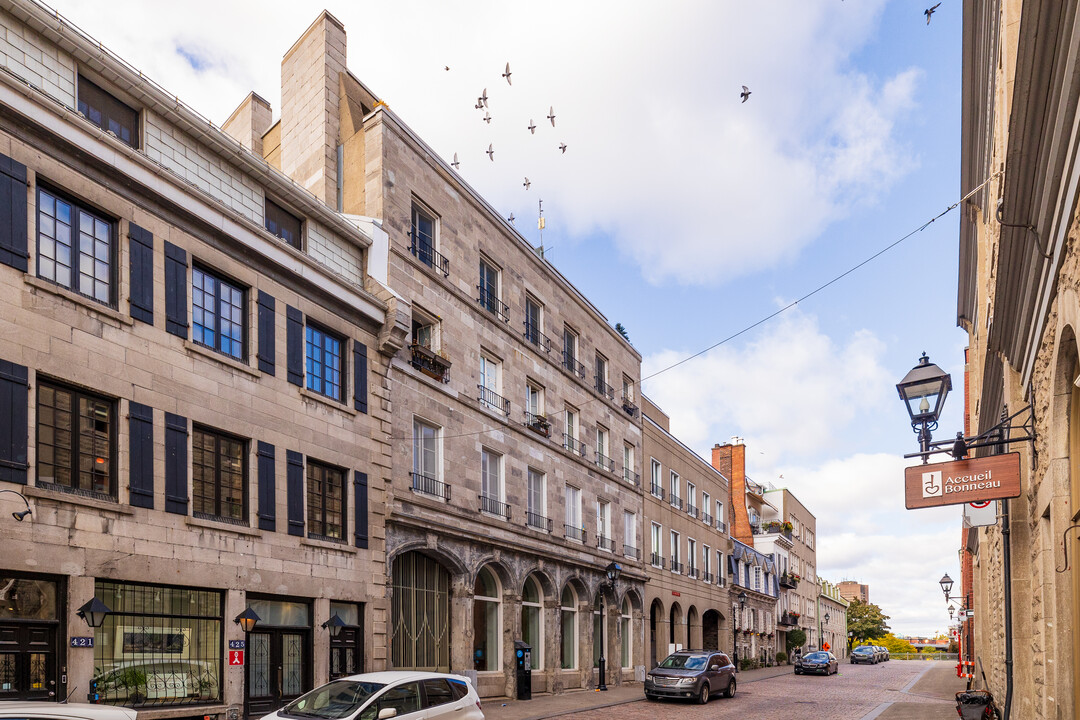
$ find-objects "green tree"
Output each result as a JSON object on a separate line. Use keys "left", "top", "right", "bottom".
{"left": 847, "top": 598, "right": 890, "bottom": 644}
{"left": 785, "top": 628, "right": 806, "bottom": 651}
{"left": 615, "top": 322, "right": 630, "bottom": 341}
{"left": 868, "top": 633, "right": 915, "bottom": 653}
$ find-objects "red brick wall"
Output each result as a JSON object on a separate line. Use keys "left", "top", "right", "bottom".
{"left": 713, "top": 443, "right": 752, "bottom": 545}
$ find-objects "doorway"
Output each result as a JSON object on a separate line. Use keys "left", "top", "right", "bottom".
{"left": 244, "top": 598, "right": 311, "bottom": 718}
{"left": 0, "top": 575, "right": 62, "bottom": 701}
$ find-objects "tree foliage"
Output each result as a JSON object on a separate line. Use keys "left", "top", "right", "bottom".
{"left": 847, "top": 598, "right": 890, "bottom": 643}
{"left": 868, "top": 633, "right": 915, "bottom": 653}
{"left": 615, "top": 322, "right": 630, "bottom": 341}
{"left": 785, "top": 628, "right": 806, "bottom": 650}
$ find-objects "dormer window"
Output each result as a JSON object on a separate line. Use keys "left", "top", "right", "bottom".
{"left": 77, "top": 76, "right": 138, "bottom": 149}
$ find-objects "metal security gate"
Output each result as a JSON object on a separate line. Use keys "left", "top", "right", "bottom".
{"left": 246, "top": 630, "right": 308, "bottom": 717}
{"left": 391, "top": 552, "right": 449, "bottom": 671}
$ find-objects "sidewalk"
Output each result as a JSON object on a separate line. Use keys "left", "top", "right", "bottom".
{"left": 482, "top": 665, "right": 792, "bottom": 720}
{"left": 863, "top": 662, "right": 968, "bottom": 720}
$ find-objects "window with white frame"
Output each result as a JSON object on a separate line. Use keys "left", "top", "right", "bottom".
{"left": 526, "top": 382, "right": 543, "bottom": 416}
{"left": 480, "top": 449, "right": 504, "bottom": 517}
{"left": 596, "top": 426, "right": 610, "bottom": 470}
{"left": 623, "top": 444, "right": 634, "bottom": 483}
{"left": 670, "top": 530, "right": 681, "bottom": 572}
{"left": 479, "top": 353, "right": 503, "bottom": 412}
{"left": 716, "top": 550, "right": 725, "bottom": 585}
{"left": 716, "top": 500, "right": 725, "bottom": 529}
{"left": 524, "top": 295, "right": 544, "bottom": 347}
{"left": 669, "top": 471, "right": 681, "bottom": 507}
{"left": 650, "top": 459, "right": 662, "bottom": 497}
{"left": 596, "top": 500, "right": 611, "bottom": 549}
{"left": 651, "top": 523, "right": 663, "bottom": 566}
{"left": 527, "top": 468, "right": 547, "bottom": 530}
{"left": 565, "top": 485, "right": 582, "bottom": 541}
{"left": 687, "top": 538, "right": 697, "bottom": 574}
{"left": 702, "top": 492, "right": 710, "bottom": 522}
{"left": 703, "top": 545, "right": 711, "bottom": 580}
{"left": 412, "top": 418, "right": 440, "bottom": 492}
{"left": 754, "top": 566, "right": 762, "bottom": 592}
{"left": 623, "top": 510, "right": 637, "bottom": 556}
{"left": 687, "top": 482, "right": 697, "bottom": 516}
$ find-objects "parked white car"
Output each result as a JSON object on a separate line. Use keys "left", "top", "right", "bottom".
{"left": 259, "top": 671, "right": 483, "bottom": 720}
{"left": 0, "top": 703, "right": 138, "bottom": 720}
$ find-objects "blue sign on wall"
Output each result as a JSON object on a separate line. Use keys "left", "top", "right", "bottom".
{"left": 70, "top": 637, "right": 94, "bottom": 648}
{"left": 229, "top": 640, "right": 246, "bottom": 650}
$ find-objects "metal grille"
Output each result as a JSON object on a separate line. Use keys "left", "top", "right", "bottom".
{"left": 92, "top": 581, "right": 222, "bottom": 707}
{"left": 477, "top": 385, "right": 510, "bottom": 415}
{"left": 476, "top": 287, "right": 510, "bottom": 323}
{"left": 479, "top": 494, "right": 512, "bottom": 520}
{"left": 564, "top": 524, "right": 587, "bottom": 543}
{"left": 526, "top": 512, "right": 553, "bottom": 532}
{"left": 391, "top": 552, "right": 450, "bottom": 671}
{"left": 652, "top": 676, "right": 680, "bottom": 687}
{"left": 410, "top": 472, "right": 450, "bottom": 501}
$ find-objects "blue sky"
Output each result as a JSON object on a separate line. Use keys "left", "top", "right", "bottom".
{"left": 48, "top": 0, "right": 971, "bottom": 635}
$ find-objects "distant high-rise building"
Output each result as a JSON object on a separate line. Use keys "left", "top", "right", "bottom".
{"left": 837, "top": 581, "right": 870, "bottom": 604}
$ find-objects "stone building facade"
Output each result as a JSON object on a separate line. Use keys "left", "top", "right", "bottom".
{"left": 765, "top": 488, "right": 820, "bottom": 653}
{"left": 957, "top": 1, "right": 1080, "bottom": 717}
{"left": 0, "top": 1, "right": 402, "bottom": 717}
{"left": 817, "top": 579, "right": 849, "bottom": 660}
{"left": 640, "top": 397, "right": 733, "bottom": 666}
{"left": 244, "top": 12, "right": 648, "bottom": 699}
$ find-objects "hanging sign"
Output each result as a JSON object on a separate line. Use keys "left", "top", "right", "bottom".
{"left": 904, "top": 453, "right": 1021, "bottom": 509}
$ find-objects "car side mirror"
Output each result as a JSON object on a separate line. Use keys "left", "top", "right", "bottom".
{"left": 709, "top": 665, "right": 719, "bottom": 672}
{"left": 377, "top": 709, "right": 398, "bottom": 720}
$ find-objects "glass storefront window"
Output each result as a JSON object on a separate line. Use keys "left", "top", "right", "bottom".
{"left": 560, "top": 586, "right": 576, "bottom": 670}
{"left": 473, "top": 568, "right": 500, "bottom": 672}
{"left": 92, "top": 581, "right": 222, "bottom": 707}
{"left": 0, "top": 578, "right": 58, "bottom": 620}
{"left": 248, "top": 599, "right": 309, "bottom": 627}
{"left": 521, "top": 577, "right": 542, "bottom": 670}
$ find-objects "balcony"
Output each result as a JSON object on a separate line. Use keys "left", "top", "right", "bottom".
{"left": 623, "top": 467, "right": 640, "bottom": 486}
{"left": 476, "top": 286, "right": 510, "bottom": 323}
{"left": 523, "top": 322, "right": 552, "bottom": 353}
{"left": 410, "top": 344, "right": 450, "bottom": 383}
{"left": 670, "top": 496, "right": 684, "bottom": 510}
{"left": 650, "top": 483, "right": 666, "bottom": 501}
{"left": 715, "top": 519, "right": 727, "bottom": 534}
{"left": 779, "top": 573, "right": 800, "bottom": 589}
{"left": 595, "top": 451, "right": 615, "bottom": 473}
{"left": 596, "top": 535, "right": 614, "bottom": 552}
{"left": 755, "top": 521, "right": 794, "bottom": 540}
{"left": 595, "top": 376, "right": 615, "bottom": 400}
{"left": 702, "top": 572, "right": 714, "bottom": 583}
{"left": 525, "top": 511, "right": 553, "bottom": 533}
{"left": 686, "top": 503, "right": 699, "bottom": 519}
{"left": 623, "top": 544, "right": 641, "bottom": 560}
{"left": 410, "top": 241, "right": 450, "bottom": 277}
{"left": 562, "top": 349, "right": 586, "bottom": 379}
{"left": 477, "top": 385, "right": 510, "bottom": 416}
{"left": 563, "top": 433, "right": 586, "bottom": 457}
{"left": 650, "top": 552, "right": 666, "bottom": 569}
{"left": 687, "top": 567, "right": 699, "bottom": 579}
{"left": 670, "top": 559, "right": 684, "bottom": 574}
{"left": 702, "top": 512, "right": 713, "bottom": 525}
{"left": 621, "top": 393, "right": 638, "bottom": 418}
{"left": 564, "top": 524, "right": 587, "bottom": 543}
{"left": 479, "top": 494, "right": 511, "bottom": 520}
{"left": 524, "top": 412, "right": 552, "bottom": 438}
{"left": 411, "top": 472, "right": 450, "bottom": 501}
{"left": 778, "top": 612, "right": 800, "bottom": 628}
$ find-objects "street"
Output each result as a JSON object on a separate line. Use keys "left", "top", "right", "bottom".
{"left": 486, "top": 661, "right": 965, "bottom": 720}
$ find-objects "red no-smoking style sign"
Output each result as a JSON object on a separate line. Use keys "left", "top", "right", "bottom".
{"left": 904, "top": 453, "right": 1021, "bottom": 509}
{"left": 229, "top": 650, "right": 245, "bottom": 666}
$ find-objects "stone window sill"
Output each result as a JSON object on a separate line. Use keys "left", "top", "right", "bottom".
{"left": 300, "top": 536, "right": 358, "bottom": 554}
{"left": 185, "top": 514, "right": 263, "bottom": 537}
{"left": 23, "top": 484, "right": 135, "bottom": 515}
{"left": 299, "top": 386, "right": 357, "bottom": 416}
{"left": 184, "top": 340, "right": 261, "bottom": 379}
{"left": 24, "top": 275, "right": 133, "bottom": 327}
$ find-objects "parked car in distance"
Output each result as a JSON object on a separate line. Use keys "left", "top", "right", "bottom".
{"left": 794, "top": 651, "right": 839, "bottom": 676}
{"left": 877, "top": 646, "right": 890, "bottom": 662}
{"left": 645, "top": 650, "right": 737, "bottom": 704}
{"left": 851, "top": 645, "right": 877, "bottom": 664}
{"left": 0, "top": 703, "right": 137, "bottom": 720}
{"left": 259, "top": 671, "right": 483, "bottom": 720}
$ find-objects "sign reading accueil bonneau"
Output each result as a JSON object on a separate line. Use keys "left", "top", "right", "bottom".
{"left": 904, "top": 453, "right": 1021, "bottom": 509}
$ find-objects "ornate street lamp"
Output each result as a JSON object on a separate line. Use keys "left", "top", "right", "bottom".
{"left": 896, "top": 353, "right": 952, "bottom": 461}
{"left": 733, "top": 591, "right": 747, "bottom": 673}
{"left": 76, "top": 597, "right": 111, "bottom": 628}
{"left": 596, "top": 562, "right": 621, "bottom": 692}
{"left": 939, "top": 573, "right": 954, "bottom": 600}
{"left": 234, "top": 607, "right": 261, "bottom": 633}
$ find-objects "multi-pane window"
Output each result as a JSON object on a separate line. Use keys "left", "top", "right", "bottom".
{"left": 479, "top": 258, "right": 499, "bottom": 312}
{"left": 669, "top": 471, "right": 680, "bottom": 504}
{"left": 596, "top": 500, "right": 611, "bottom": 544}
{"left": 623, "top": 444, "right": 633, "bottom": 477}
{"left": 651, "top": 523, "right": 662, "bottom": 565}
{"left": 687, "top": 538, "right": 697, "bottom": 571}
{"left": 412, "top": 419, "right": 439, "bottom": 480}
{"left": 526, "top": 383, "right": 543, "bottom": 416}
{"left": 687, "top": 483, "right": 697, "bottom": 513}
{"left": 703, "top": 545, "right": 711, "bottom": 579}
{"left": 412, "top": 312, "right": 436, "bottom": 349}
{"left": 37, "top": 188, "right": 113, "bottom": 305}
{"left": 651, "top": 459, "right": 662, "bottom": 496}
{"left": 524, "top": 296, "right": 542, "bottom": 345}
{"left": 77, "top": 75, "right": 138, "bottom": 148}
{"left": 623, "top": 511, "right": 636, "bottom": 551}
{"left": 565, "top": 485, "right": 582, "bottom": 539}
{"left": 716, "top": 500, "right": 725, "bottom": 527}
{"left": 481, "top": 449, "right": 502, "bottom": 502}
{"left": 754, "top": 566, "right": 762, "bottom": 592}
{"left": 622, "top": 376, "right": 633, "bottom": 402}
{"left": 192, "top": 267, "right": 245, "bottom": 360}
{"left": 670, "top": 531, "right": 681, "bottom": 570}
{"left": 527, "top": 468, "right": 546, "bottom": 527}
{"left": 37, "top": 381, "right": 114, "bottom": 497}
{"left": 596, "top": 427, "right": 608, "bottom": 459}
{"left": 479, "top": 354, "right": 502, "bottom": 413}
{"left": 565, "top": 408, "right": 577, "bottom": 440}
{"left": 306, "top": 324, "right": 344, "bottom": 401}
{"left": 702, "top": 492, "right": 711, "bottom": 521}
{"left": 411, "top": 205, "right": 436, "bottom": 260}
{"left": 562, "top": 327, "right": 578, "bottom": 370}
{"left": 265, "top": 198, "right": 302, "bottom": 249}
{"left": 192, "top": 427, "right": 246, "bottom": 522}
{"left": 308, "top": 461, "right": 346, "bottom": 541}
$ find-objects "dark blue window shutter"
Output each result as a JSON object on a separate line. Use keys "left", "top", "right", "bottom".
{"left": 257, "top": 291, "right": 276, "bottom": 376}
{"left": 0, "top": 154, "right": 28, "bottom": 272}
{"left": 164, "top": 241, "right": 188, "bottom": 338}
{"left": 128, "top": 223, "right": 154, "bottom": 325}
{"left": 164, "top": 412, "right": 188, "bottom": 515}
{"left": 354, "top": 471, "right": 369, "bottom": 549}
{"left": 128, "top": 402, "right": 154, "bottom": 508}
{"left": 0, "top": 359, "right": 29, "bottom": 484}
{"left": 286, "top": 305, "right": 303, "bottom": 386}
{"left": 286, "top": 450, "right": 304, "bottom": 536}
{"left": 257, "top": 441, "right": 276, "bottom": 531}
{"left": 353, "top": 342, "right": 368, "bottom": 413}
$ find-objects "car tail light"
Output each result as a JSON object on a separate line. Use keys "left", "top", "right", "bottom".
{"left": 476, "top": 700, "right": 483, "bottom": 711}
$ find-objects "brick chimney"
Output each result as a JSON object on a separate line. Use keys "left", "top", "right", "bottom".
{"left": 712, "top": 441, "right": 752, "bottom": 546}
{"left": 279, "top": 11, "right": 346, "bottom": 206}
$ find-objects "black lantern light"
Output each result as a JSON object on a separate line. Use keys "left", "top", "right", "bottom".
{"left": 939, "top": 573, "right": 954, "bottom": 600}
{"left": 77, "top": 597, "right": 111, "bottom": 628}
{"left": 896, "top": 353, "right": 952, "bottom": 459}
{"left": 234, "top": 607, "right": 261, "bottom": 633}
{"left": 0, "top": 489, "right": 32, "bottom": 522}
{"left": 322, "top": 614, "right": 346, "bottom": 638}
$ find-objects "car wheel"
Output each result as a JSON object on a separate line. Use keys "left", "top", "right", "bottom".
{"left": 724, "top": 678, "right": 736, "bottom": 698}
{"left": 645, "top": 694, "right": 656, "bottom": 701}
{"left": 697, "top": 684, "right": 710, "bottom": 704}
{"left": 794, "top": 668, "right": 800, "bottom": 675}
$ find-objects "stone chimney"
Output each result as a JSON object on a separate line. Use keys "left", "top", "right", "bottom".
{"left": 712, "top": 442, "right": 752, "bottom": 546}
{"left": 279, "top": 11, "right": 346, "bottom": 206}
{"left": 222, "top": 92, "right": 273, "bottom": 157}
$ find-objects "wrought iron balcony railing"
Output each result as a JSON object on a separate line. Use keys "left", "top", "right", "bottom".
{"left": 623, "top": 544, "right": 641, "bottom": 560}
{"left": 621, "top": 393, "right": 638, "bottom": 417}
{"left": 703, "top": 572, "right": 714, "bottom": 583}
{"left": 409, "top": 241, "right": 450, "bottom": 277}
{"left": 595, "top": 451, "right": 614, "bottom": 472}
{"left": 411, "top": 472, "right": 450, "bottom": 501}
{"left": 563, "top": 433, "right": 586, "bottom": 457}
{"left": 687, "top": 567, "right": 699, "bottom": 579}
{"left": 623, "top": 467, "right": 640, "bottom": 486}
{"left": 523, "top": 322, "right": 552, "bottom": 352}
{"left": 410, "top": 344, "right": 450, "bottom": 383}
{"left": 526, "top": 511, "right": 553, "bottom": 533}
{"left": 650, "top": 483, "right": 665, "bottom": 500}
{"left": 670, "top": 496, "right": 684, "bottom": 510}
{"left": 596, "top": 535, "right": 614, "bottom": 552}
{"left": 779, "top": 573, "right": 799, "bottom": 589}
{"left": 562, "top": 349, "right": 586, "bottom": 379}
{"left": 650, "top": 552, "right": 666, "bottom": 569}
{"left": 670, "top": 559, "right": 684, "bottom": 574}
{"left": 479, "top": 494, "right": 511, "bottom": 520}
{"left": 595, "top": 376, "right": 615, "bottom": 400}
{"left": 702, "top": 512, "right": 713, "bottom": 525}
{"left": 564, "top": 524, "right": 587, "bottom": 543}
{"left": 476, "top": 286, "right": 510, "bottom": 323}
{"left": 686, "top": 503, "right": 699, "bottom": 519}
{"left": 716, "top": 519, "right": 727, "bottom": 534}
{"left": 477, "top": 385, "right": 510, "bottom": 416}
{"left": 524, "top": 411, "right": 552, "bottom": 437}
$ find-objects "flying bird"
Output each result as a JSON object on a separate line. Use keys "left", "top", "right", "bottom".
{"left": 528, "top": 119, "right": 536, "bottom": 134}
{"left": 502, "top": 62, "right": 512, "bottom": 85}
{"left": 508, "top": 213, "right": 515, "bottom": 224}
{"left": 445, "top": 66, "right": 450, "bottom": 71}
{"left": 451, "top": 153, "right": 460, "bottom": 169}
{"left": 475, "top": 99, "right": 484, "bottom": 110}
{"left": 481, "top": 88, "right": 489, "bottom": 108}
{"left": 523, "top": 177, "right": 531, "bottom": 190}
{"left": 559, "top": 143, "right": 567, "bottom": 154}
{"left": 740, "top": 85, "right": 751, "bottom": 103}
{"left": 925, "top": 3, "right": 941, "bottom": 24}
{"left": 483, "top": 111, "right": 492, "bottom": 124}
{"left": 486, "top": 144, "right": 494, "bottom": 161}
{"left": 547, "top": 106, "right": 556, "bottom": 126}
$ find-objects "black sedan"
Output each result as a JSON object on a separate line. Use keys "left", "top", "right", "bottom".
{"left": 850, "top": 645, "right": 877, "bottom": 664}
{"left": 794, "top": 651, "right": 838, "bottom": 675}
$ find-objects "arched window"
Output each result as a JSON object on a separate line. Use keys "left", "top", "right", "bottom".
{"left": 620, "top": 597, "right": 632, "bottom": 668}
{"left": 391, "top": 551, "right": 450, "bottom": 671}
{"left": 560, "top": 586, "right": 577, "bottom": 669}
{"left": 522, "top": 575, "right": 544, "bottom": 669}
{"left": 473, "top": 567, "right": 501, "bottom": 672}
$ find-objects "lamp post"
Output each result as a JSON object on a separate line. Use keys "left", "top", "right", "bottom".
{"left": 848, "top": 630, "right": 854, "bottom": 656}
{"left": 733, "top": 591, "right": 747, "bottom": 673}
{"left": 823, "top": 612, "right": 830, "bottom": 651}
{"left": 596, "top": 562, "right": 621, "bottom": 691}
{"left": 939, "top": 573, "right": 954, "bottom": 601}
{"left": 896, "top": 353, "right": 952, "bottom": 462}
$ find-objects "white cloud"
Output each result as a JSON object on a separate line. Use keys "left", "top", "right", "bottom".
{"left": 48, "top": 0, "right": 919, "bottom": 287}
